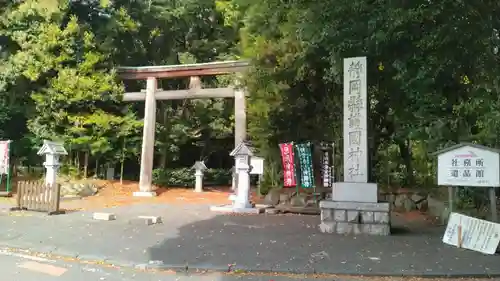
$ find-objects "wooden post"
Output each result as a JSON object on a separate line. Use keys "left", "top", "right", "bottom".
{"left": 448, "top": 186, "right": 454, "bottom": 213}
{"left": 489, "top": 187, "right": 498, "bottom": 222}
{"left": 136, "top": 77, "right": 157, "bottom": 196}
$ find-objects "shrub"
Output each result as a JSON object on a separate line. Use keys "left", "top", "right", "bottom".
{"left": 152, "top": 168, "right": 233, "bottom": 187}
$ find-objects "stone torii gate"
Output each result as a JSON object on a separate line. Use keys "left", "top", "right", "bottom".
{"left": 117, "top": 61, "right": 249, "bottom": 196}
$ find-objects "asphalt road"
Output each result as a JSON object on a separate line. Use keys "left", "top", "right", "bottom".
{"left": 2, "top": 248, "right": 500, "bottom": 281}
{"left": 0, "top": 249, "right": 333, "bottom": 281}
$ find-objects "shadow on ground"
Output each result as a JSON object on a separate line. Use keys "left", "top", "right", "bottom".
{"left": 148, "top": 212, "right": 500, "bottom": 277}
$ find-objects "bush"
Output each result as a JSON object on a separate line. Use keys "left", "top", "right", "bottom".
{"left": 152, "top": 168, "right": 233, "bottom": 187}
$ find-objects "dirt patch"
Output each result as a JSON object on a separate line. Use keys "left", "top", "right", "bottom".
{"left": 58, "top": 180, "right": 236, "bottom": 211}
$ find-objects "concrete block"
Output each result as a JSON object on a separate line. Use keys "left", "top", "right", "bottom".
{"left": 320, "top": 200, "right": 390, "bottom": 212}
{"left": 265, "top": 208, "right": 280, "bottom": 214}
{"left": 360, "top": 224, "right": 372, "bottom": 234}
{"left": 319, "top": 222, "right": 336, "bottom": 233}
{"left": 374, "top": 212, "right": 390, "bottom": 224}
{"left": 138, "top": 216, "right": 162, "bottom": 224}
{"left": 370, "top": 224, "right": 390, "bottom": 235}
{"left": 347, "top": 210, "right": 360, "bottom": 222}
{"left": 333, "top": 209, "right": 346, "bottom": 221}
{"left": 352, "top": 223, "right": 362, "bottom": 235}
{"left": 132, "top": 191, "right": 157, "bottom": 197}
{"left": 331, "top": 182, "right": 378, "bottom": 203}
{"left": 361, "top": 211, "right": 374, "bottom": 223}
{"left": 336, "top": 222, "right": 352, "bottom": 234}
{"left": 321, "top": 209, "right": 333, "bottom": 221}
{"left": 93, "top": 213, "right": 116, "bottom": 221}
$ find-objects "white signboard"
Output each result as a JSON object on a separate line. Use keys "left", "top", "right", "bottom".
{"left": 343, "top": 57, "right": 368, "bottom": 183}
{"left": 250, "top": 156, "right": 264, "bottom": 175}
{"left": 437, "top": 145, "right": 500, "bottom": 187}
{"left": 443, "top": 212, "right": 500, "bottom": 255}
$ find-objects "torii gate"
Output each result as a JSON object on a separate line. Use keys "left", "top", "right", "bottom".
{"left": 117, "top": 61, "right": 249, "bottom": 196}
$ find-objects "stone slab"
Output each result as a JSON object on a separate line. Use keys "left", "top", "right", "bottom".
{"left": 138, "top": 216, "right": 162, "bottom": 224}
{"left": 210, "top": 204, "right": 263, "bottom": 214}
{"left": 92, "top": 213, "right": 116, "bottom": 221}
{"left": 254, "top": 204, "right": 273, "bottom": 209}
{"left": 319, "top": 221, "right": 390, "bottom": 235}
{"left": 265, "top": 208, "right": 280, "bottom": 214}
{"left": 320, "top": 200, "right": 390, "bottom": 212}
{"left": 331, "top": 182, "right": 378, "bottom": 203}
{"left": 133, "top": 191, "right": 157, "bottom": 197}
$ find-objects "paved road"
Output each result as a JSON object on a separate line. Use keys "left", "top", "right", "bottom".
{"left": 0, "top": 248, "right": 376, "bottom": 281}
{"left": 2, "top": 250, "right": 500, "bottom": 281}
{"left": 0, "top": 204, "right": 499, "bottom": 277}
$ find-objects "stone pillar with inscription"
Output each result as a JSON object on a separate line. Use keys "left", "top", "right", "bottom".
{"left": 319, "top": 57, "right": 391, "bottom": 236}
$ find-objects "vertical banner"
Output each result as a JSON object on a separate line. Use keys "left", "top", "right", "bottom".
{"left": 320, "top": 142, "right": 334, "bottom": 188}
{"left": 0, "top": 141, "right": 10, "bottom": 175}
{"left": 296, "top": 143, "right": 314, "bottom": 188}
{"left": 279, "top": 143, "right": 297, "bottom": 187}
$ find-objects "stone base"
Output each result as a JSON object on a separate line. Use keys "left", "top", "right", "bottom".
{"left": 332, "top": 182, "right": 378, "bottom": 203}
{"left": 133, "top": 191, "right": 157, "bottom": 197}
{"left": 319, "top": 200, "right": 391, "bottom": 235}
{"left": 210, "top": 204, "right": 264, "bottom": 214}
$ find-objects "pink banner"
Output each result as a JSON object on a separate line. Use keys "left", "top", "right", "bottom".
{"left": 0, "top": 141, "right": 9, "bottom": 175}
{"left": 279, "top": 143, "right": 297, "bottom": 187}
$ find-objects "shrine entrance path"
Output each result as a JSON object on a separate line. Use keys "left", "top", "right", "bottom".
{"left": 0, "top": 195, "right": 498, "bottom": 277}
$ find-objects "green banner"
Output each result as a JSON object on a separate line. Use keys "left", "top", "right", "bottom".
{"left": 296, "top": 143, "right": 314, "bottom": 188}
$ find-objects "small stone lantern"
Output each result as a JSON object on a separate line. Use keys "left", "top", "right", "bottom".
{"left": 192, "top": 161, "right": 207, "bottom": 193}
{"left": 37, "top": 140, "right": 68, "bottom": 186}
{"left": 229, "top": 142, "right": 254, "bottom": 209}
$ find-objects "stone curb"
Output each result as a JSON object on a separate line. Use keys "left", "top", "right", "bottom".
{"left": 0, "top": 246, "right": 499, "bottom": 278}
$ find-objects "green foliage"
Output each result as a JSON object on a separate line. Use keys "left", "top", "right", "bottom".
{"left": 2, "top": 0, "right": 500, "bottom": 216}
{"left": 152, "top": 168, "right": 232, "bottom": 187}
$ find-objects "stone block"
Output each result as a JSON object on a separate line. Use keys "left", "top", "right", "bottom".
{"left": 265, "top": 208, "right": 280, "bottom": 214}
{"left": 374, "top": 212, "right": 390, "bottom": 224}
{"left": 352, "top": 223, "right": 363, "bottom": 235}
{"left": 336, "top": 222, "right": 352, "bottom": 234}
{"left": 360, "top": 223, "right": 372, "bottom": 234}
{"left": 279, "top": 193, "right": 291, "bottom": 203}
{"left": 290, "top": 195, "right": 307, "bottom": 207}
{"left": 319, "top": 222, "right": 336, "bottom": 233}
{"left": 321, "top": 209, "right": 333, "bottom": 221}
{"left": 320, "top": 200, "right": 390, "bottom": 212}
{"left": 331, "top": 182, "right": 378, "bottom": 203}
{"left": 263, "top": 188, "right": 281, "bottom": 205}
{"left": 361, "top": 211, "right": 374, "bottom": 223}
{"left": 370, "top": 224, "right": 390, "bottom": 235}
{"left": 132, "top": 191, "right": 157, "bottom": 197}
{"left": 347, "top": 210, "right": 360, "bottom": 222}
{"left": 138, "top": 216, "right": 162, "bottom": 224}
{"left": 333, "top": 209, "right": 346, "bottom": 221}
{"left": 93, "top": 213, "right": 116, "bottom": 221}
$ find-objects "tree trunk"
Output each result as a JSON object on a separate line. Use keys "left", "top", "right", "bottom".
{"left": 120, "top": 138, "right": 125, "bottom": 184}
{"left": 95, "top": 158, "right": 99, "bottom": 178}
{"left": 158, "top": 101, "right": 170, "bottom": 169}
{"left": 83, "top": 151, "right": 89, "bottom": 179}
{"left": 397, "top": 138, "right": 414, "bottom": 187}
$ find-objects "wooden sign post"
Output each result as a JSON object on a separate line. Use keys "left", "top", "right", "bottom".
{"left": 435, "top": 143, "right": 500, "bottom": 222}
